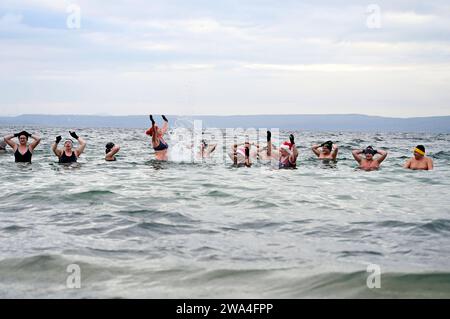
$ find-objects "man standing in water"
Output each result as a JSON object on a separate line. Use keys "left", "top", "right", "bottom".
{"left": 52, "top": 131, "right": 86, "bottom": 164}
{"left": 404, "top": 145, "right": 433, "bottom": 170}
{"left": 3, "top": 130, "right": 41, "bottom": 163}
{"left": 352, "top": 146, "right": 388, "bottom": 171}
{"left": 312, "top": 141, "right": 338, "bottom": 160}
{"left": 146, "top": 115, "right": 169, "bottom": 161}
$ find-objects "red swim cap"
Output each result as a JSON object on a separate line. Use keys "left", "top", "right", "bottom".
{"left": 146, "top": 126, "right": 157, "bottom": 136}
{"left": 282, "top": 141, "right": 293, "bottom": 149}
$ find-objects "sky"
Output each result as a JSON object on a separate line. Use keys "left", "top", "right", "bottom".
{"left": 0, "top": 0, "right": 450, "bottom": 117}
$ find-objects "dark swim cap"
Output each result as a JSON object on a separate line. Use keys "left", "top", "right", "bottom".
{"left": 363, "top": 146, "right": 377, "bottom": 155}
{"left": 322, "top": 141, "right": 333, "bottom": 150}
{"left": 105, "top": 142, "right": 115, "bottom": 154}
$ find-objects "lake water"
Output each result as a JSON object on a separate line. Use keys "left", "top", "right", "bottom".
{"left": 0, "top": 126, "right": 449, "bottom": 298}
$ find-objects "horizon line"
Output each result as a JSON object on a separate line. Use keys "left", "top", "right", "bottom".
{"left": 2, "top": 113, "right": 450, "bottom": 119}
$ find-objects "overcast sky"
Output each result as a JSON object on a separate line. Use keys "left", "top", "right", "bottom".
{"left": 1, "top": 0, "right": 450, "bottom": 117}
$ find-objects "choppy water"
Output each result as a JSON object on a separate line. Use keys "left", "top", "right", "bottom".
{"left": 0, "top": 126, "right": 449, "bottom": 298}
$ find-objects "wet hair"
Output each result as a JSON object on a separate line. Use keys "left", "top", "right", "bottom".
{"left": 106, "top": 142, "right": 115, "bottom": 154}
{"left": 18, "top": 131, "right": 29, "bottom": 140}
{"left": 416, "top": 145, "right": 425, "bottom": 153}
{"left": 322, "top": 141, "right": 333, "bottom": 150}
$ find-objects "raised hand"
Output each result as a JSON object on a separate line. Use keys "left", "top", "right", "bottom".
{"left": 55, "top": 136, "right": 62, "bottom": 144}
{"left": 289, "top": 134, "right": 295, "bottom": 145}
{"left": 69, "top": 131, "right": 79, "bottom": 139}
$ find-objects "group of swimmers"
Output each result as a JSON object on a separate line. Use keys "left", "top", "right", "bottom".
{"left": 1, "top": 115, "right": 434, "bottom": 170}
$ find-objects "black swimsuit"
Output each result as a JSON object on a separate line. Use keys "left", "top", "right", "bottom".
{"left": 59, "top": 151, "right": 77, "bottom": 164}
{"left": 14, "top": 148, "right": 32, "bottom": 163}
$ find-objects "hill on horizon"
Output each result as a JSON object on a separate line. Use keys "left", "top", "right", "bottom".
{"left": 0, "top": 114, "right": 449, "bottom": 133}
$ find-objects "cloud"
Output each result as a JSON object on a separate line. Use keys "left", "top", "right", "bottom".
{"left": 0, "top": 1, "right": 449, "bottom": 116}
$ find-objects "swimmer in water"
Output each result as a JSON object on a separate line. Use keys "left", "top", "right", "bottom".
{"left": 312, "top": 140, "right": 338, "bottom": 160}
{"left": 3, "top": 130, "right": 41, "bottom": 163}
{"left": 199, "top": 139, "right": 217, "bottom": 158}
{"left": 229, "top": 140, "right": 255, "bottom": 167}
{"left": 404, "top": 145, "right": 433, "bottom": 170}
{"left": 146, "top": 115, "right": 169, "bottom": 161}
{"left": 256, "top": 131, "right": 278, "bottom": 161}
{"left": 352, "top": 146, "right": 387, "bottom": 171}
{"left": 52, "top": 131, "right": 86, "bottom": 164}
{"left": 105, "top": 142, "right": 120, "bottom": 161}
{"left": 278, "top": 134, "right": 298, "bottom": 169}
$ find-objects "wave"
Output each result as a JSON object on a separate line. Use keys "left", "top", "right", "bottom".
{"left": 1, "top": 255, "right": 449, "bottom": 298}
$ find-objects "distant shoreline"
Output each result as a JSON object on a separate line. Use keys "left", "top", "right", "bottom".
{"left": 1, "top": 114, "right": 450, "bottom": 133}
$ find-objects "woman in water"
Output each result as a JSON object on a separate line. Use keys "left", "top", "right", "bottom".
{"left": 256, "top": 131, "right": 278, "bottom": 161}
{"left": 257, "top": 131, "right": 298, "bottom": 168}
{"left": 146, "top": 115, "right": 169, "bottom": 161}
{"left": 52, "top": 131, "right": 86, "bottom": 164}
{"left": 199, "top": 139, "right": 217, "bottom": 159}
{"left": 278, "top": 134, "right": 298, "bottom": 169}
{"left": 229, "top": 141, "right": 256, "bottom": 167}
{"left": 105, "top": 142, "right": 120, "bottom": 161}
{"left": 3, "top": 130, "right": 41, "bottom": 163}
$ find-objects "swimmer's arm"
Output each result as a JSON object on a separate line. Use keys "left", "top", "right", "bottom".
{"left": 427, "top": 158, "right": 434, "bottom": 170}
{"left": 352, "top": 150, "right": 363, "bottom": 163}
{"left": 376, "top": 150, "right": 388, "bottom": 164}
{"left": 75, "top": 137, "right": 86, "bottom": 156}
{"left": 3, "top": 134, "right": 17, "bottom": 150}
{"left": 311, "top": 145, "right": 321, "bottom": 157}
{"left": 106, "top": 145, "right": 120, "bottom": 159}
{"left": 51, "top": 143, "right": 62, "bottom": 157}
{"left": 29, "top": 133, "right": 41, "bottom": 152}
{"left": 332, "top": 145, "right": 339, "bottom": 160}
{"left": 161, "top": 119, "right": 169, "bottom": 135}
{"left": 232, "top": 144, "right": 238, "bottom": 165}
{"left": 290, "top": 144, "right": 299, "bottom": 163}
{"left": 403, "top": 159, "right": 411, "bottom": 169}
{"left": 207, "top": 144, "right": 217, "bottom": 154}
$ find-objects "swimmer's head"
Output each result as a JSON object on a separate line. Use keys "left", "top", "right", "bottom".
{"left": 280, "top": 142, "right": 293, "bottom": 156}
{"left": 146, "top": 126, "right": 162, "bottom": 137}
{"left": 18, "top": 131, "right": 29, "bottom": 145}
{"left": 106, "top": 142, "right": 115, "bottom": 154}
{"left": 64, "top": 139, "right": 73, "bottom": 151}
{"left": 414, "top": 145, "right": 425, "bottom": 159}
{"left": 200, "top": 139, "right": 208, "bottom": 152}
{"left": 322, "top": 141, "right": 333, "bottom": 154}
{"left": 363, "top": 146, "right": 377, "bottom": 159}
